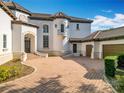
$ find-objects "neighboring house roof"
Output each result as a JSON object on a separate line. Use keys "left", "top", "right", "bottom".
{"left": 70, "top": 26, "right": 124, "bottom": 42}
{"left": 0, "top": 0, "right": 16, "bottom": 20}
{"left": 12, "top": 21, "right": 39, "bottom": 28}
{"left": 4, "top": 1, "right": 31, "bottom": 15}
{"left": 29, "top": 12, "right": 93, "bottom": 23}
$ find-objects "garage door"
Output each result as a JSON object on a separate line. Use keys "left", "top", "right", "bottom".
{"left": 86, "top": 45, "right": 92, "bottom": 57}
{"left": 103, "top": 44, "right": 124, "bottom": 58}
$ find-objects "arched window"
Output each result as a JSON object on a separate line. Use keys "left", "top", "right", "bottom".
{"left": 43, "top": 25, "right": 49, "bottom": 33}
{"left": 61, "top": 24, "right": 64, "bottom": 32}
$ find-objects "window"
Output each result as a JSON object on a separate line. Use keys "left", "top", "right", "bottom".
{"left": 3, "top": 34, "right": 7, "bottom": 48}
{"left": 61, "top": 24, "right": 64, "bottom": 32}
{"left": 76, "top": 24, "right": 80, "bottom": 30}
{"left": 43, "top": 35, "right": 49, "bottom": 48}
{"left": 43, "top": 25, "right": 49, "bottom": 33}
{"left": 55, "top": 24, "right": 57, "bottom": 28}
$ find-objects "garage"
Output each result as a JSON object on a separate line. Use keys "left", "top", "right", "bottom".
{"left": 103, "top": 44, "right": 124, "bottom": 58}
{"left": 86, "top": 45, "right": 92, "bottom": 57}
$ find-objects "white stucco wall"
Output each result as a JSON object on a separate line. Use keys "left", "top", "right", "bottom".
{"left": 29, "top": 19, "right": 54, "bottom": 52}
{"left": 53, "top": 18, "right": 70, "bottom": 54}
{"left": 0, "top": 8, "right": 13, "bottom": 64}
{"left": 70, "top": 43, "right": 82, "bottom": 54}
{"left": 12, "top": 10, "right": 29, "bottom": 22}
{"left": 81, "top": 39, "right": 124, "bottom": 59}
{"left": 12, "top": 23, "right": 37, "bottom": 58}
{"left": 81, "top": 42, "right": 95, "bottom": 59}
{"left": 69, "top": 23, "right": 91, "bottom": 38}
{"left": 29, "top": 18, "right": 91, "bottom": 55}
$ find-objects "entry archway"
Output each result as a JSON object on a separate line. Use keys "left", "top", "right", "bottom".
{"left": 24, "top": 34, "right": 35, "bottom": 53}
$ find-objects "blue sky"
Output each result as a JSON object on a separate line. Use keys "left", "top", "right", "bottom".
{"left": 13, "top": 0, "right": 124, "bottom": 32}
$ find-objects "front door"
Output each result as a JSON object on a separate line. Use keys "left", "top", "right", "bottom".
{"left": 86, "top": 45, "right": 92, "bottom": 57}
{"left": 25, "top": 37, "right": 31, "bottom": 53}
{"left": 73, "top": 44, "right": 77, "bottom": 53}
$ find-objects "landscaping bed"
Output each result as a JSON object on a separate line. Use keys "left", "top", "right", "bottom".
{"left": 104, "top": 56, "right": 124, "bottom": 93}
{"left": 0, "top": 59, "right": 34, "bottom": 84}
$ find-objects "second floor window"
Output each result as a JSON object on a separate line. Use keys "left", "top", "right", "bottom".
{"left": 43, "top": 25, "right": 49, "bottom": 33}
{"left": 61, "top": 24, "right": 64, "bottom": 32}
{"left": 3, "top": 34, "right": 7, "bottom": 48}
{"left": 76, "top": 24, "right": 80, "bottom": 30}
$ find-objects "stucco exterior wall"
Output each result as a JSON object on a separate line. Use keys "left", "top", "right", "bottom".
{"left": 14, "top": 10, "right": 29, "bottom": 22}
{"left": 70, "top": 43, "right": 82, "bottom": 54}
{"left": 52, "top": 18, "right": 70, "bottom": 54}
{"left": 12, "top": 24, "right": 37, "bottom": 59}
{"left": 0, "top": 8, "right": 13, "bottom": 64}
{"left": 30, "top": 18, "right": 91, "bottom": 55}
{"left": 81, "top": 39, "right": 124, "bottom": 59}
{"left": 70, "top": 23, "right": 91, "bottom": 38}
{"left": 81, "top": 42, "right": 95, "bottom": 58}
{"left": 29, "top": 20, "right": 54, "bottom": 52}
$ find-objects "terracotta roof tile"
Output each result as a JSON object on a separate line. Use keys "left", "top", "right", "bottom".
{"left": 29, "top": 12, "right": 93, "bottom": 23}
{"left": 5, "top": 2, "right": 31, "bottom": 15}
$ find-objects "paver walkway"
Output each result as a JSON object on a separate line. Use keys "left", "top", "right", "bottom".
{"left": 0, "top": 55, "right": 112, "bottom": 93}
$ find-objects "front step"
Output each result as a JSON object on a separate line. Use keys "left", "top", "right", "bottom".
{"left": 27, "top": 53, "right": 40, "bottom": 60}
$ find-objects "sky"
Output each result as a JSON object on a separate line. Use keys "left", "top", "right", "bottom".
{"left": 13, "top": 0, "right": 124, "bottom": 32}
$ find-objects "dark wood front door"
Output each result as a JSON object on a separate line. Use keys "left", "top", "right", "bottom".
{"left": 73, "top": 44, "right": 77, "bottom": 53}
{"left": 86, "top": 45, "right": 92, "bottom": 57}
{"left": 25, "top": 38, "right": 31, "bottom": 53}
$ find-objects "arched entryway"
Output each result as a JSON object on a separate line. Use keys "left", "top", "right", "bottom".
{"left": 24, "top": 34, "right": 35, "bottom": 53}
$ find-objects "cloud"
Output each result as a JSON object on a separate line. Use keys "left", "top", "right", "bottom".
{"left": 92, "top": 13, "right": 124, "bottom": 32}
{"left": 102, "top": 10, "right": 113, "bottom": 13}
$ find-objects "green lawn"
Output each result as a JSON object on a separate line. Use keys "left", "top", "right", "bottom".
{"left": 0, "top": 59, "right": 34, "bottom": 84}
{"left": 107, "top": 68, "right": 124, "bottom": 93}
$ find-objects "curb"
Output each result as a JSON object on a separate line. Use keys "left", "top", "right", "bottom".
{"left": 0, "top": 61, "right": 37, "bottom": 86}
{"left": 103, "top": 75, "right": 118, "bottom": 93}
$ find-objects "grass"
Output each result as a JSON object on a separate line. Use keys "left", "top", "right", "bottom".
{"left": 0, "top": 59, "right": 34, "bottom": 84}
{"left": 107, "top": 68, "right": 124, "bottom": 93}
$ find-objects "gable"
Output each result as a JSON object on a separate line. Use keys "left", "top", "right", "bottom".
{"left": 0, "top": 1, "right": 16, "bottom": 20}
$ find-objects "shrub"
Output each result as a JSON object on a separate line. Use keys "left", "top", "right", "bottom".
{"left": 104, "top": 56, "right": 118, "bottom": 77}
{"left": 0, "top": 66, "right": 20, "bottom": 82}
{"left": 118, "top": 54, "right": 124, "bottom": 68}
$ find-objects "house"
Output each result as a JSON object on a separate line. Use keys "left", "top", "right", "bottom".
{"left": 0, "top": 1, "right": 16, "bottom": 64}
{"left": 70, "top": 27, "right": 124, "bottom": 59}
{"left": 29, "top": 12, "right": 92, "bottom": 55}
{"left": 0, "top": 0, "right": 93, "bottom": 64}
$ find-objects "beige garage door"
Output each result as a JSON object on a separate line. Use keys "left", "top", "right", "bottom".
{"left": 103, "top": 44, "right": 124, "bottom": 58}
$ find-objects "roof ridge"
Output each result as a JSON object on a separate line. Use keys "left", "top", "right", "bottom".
{"left": 99, "top": 26, "right": 124, "bottom": 33}
{"left": 32, "top": 13, "right": 52, "bottom": 15}
{"left": 12, "top": 1, "right": 16, "bottom": 9}
{"left": 93, "top": 31, "right": 101, "bottom": 39}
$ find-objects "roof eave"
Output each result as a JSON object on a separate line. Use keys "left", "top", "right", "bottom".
{"left": 0, "top": 1, "right": 16, "bottom": 20}
{"left": 12, "top": 21, "right": 39, "bottom": 28}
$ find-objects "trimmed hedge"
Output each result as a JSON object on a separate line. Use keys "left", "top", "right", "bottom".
{"left": 118, "top": 54, "right": 124, "bottom": 68}
{"left": 104, "top": 56, "right": 118, "bottom": 77}
{"left": 0, "top": 66, "right": 20, "bottom": 82}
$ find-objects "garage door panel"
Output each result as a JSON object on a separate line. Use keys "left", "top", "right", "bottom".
{"left": 103, "top": 44, "right": 124, "bottom": 58}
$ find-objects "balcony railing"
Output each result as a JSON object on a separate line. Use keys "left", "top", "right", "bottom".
{"left": 57, "top": 29, "right": 68, "bottom": 36}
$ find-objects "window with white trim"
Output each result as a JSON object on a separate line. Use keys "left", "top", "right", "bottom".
{"left": 43, "top": 35, "right": 49, "bottom": 48}
{"left": 76, "top": 24, "right": 80, "bottom": 30}
{"left": 3, "top": 34, "right": 7, "bottom": 49}
{"left": 43, "top": 25, "right": 49, "bottom": 33}
{"left": 61, "top": 24, "right": 64, "bottom": 32}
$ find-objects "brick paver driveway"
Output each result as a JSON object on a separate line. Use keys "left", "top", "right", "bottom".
{"left": 0, "top": 55, "right": 112, "bottom": 93}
